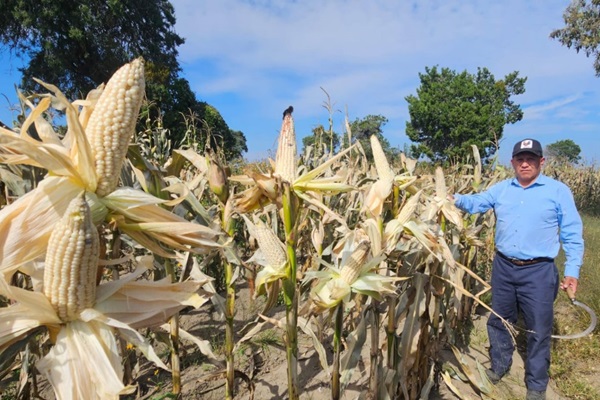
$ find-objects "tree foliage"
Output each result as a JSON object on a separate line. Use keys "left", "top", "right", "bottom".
{"left": 0, "top": 0, "right": 182, "bottom": 97}
{"left": 0, "top": 0, "right": 247, "bottom": 159}
{"left": 344, "top": 115, "right": 400, "bottom": 161}
{"left": 546, "top": 139, "right": 582, "bottom": 163}
{"left": 302, "top": 114, "right": 399, "bottom": 161}
{"left": 405, "top": 66, "right": 526, "bottom": 163}
{"left": 301, "top": 124, "right": 340, "bottom": 157}
{"left": 194, "top": 103, "right": 248, "bottom": 161}
{"left": 551, "top": 0, "right": 600, "bottom": 77}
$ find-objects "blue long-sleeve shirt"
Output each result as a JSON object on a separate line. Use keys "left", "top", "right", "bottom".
{"left": 454, "top": 174, "right": 584, "bottom": 278}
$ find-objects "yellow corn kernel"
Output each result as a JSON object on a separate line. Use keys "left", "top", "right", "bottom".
{"left": 340, "top": 241, "right": 370, "bottom": 285}
{"left": 86, "top": 58, "right": 145, "bottom": 196}
{"left": 43, "top": 193, "right": 99, "bottom": 322}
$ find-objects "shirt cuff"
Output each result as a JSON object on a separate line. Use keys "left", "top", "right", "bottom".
{"left": 564, "top": 265, "right": 580, "bottom": 279}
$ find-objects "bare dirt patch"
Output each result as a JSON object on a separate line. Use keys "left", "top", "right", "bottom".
{"left": 124, "top": 287, "right": 596, "bottom": 400}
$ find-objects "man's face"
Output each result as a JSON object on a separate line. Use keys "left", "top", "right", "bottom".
{"left": 511, "top": 152, "right": 544, "bottom": 185}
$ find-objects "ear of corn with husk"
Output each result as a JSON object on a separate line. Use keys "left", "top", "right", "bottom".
{"left": 0, "top": 59, "right": 223, "bottom": 399}
{"left": 86, "top": 58, "right": 145, "bottom": 197}
{"left": 43, "top": 192, "right": 99, "bottom": 322}
{"left": 0, "top": 58, "right": 223, "bottom": 281}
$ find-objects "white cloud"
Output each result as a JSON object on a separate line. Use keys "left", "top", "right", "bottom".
{"left": 524, "top": 94, "right": 583, "bottom": 120}
{"left": 173, "top": 0, "right": 597, "bottom": 105}
{"left": 1, "top": 0, "right": 597, "bottom": 163}
{"left": 169, "top": 0, "right": 599, "bottom": 162}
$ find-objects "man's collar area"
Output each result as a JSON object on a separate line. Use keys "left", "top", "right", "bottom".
{"left": 511, "top": 174, "right": 547, "bottom": 187}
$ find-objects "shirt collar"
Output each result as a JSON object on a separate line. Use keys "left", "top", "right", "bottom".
{"left": 511, "top": 173, "right": 547, "bottom": 187}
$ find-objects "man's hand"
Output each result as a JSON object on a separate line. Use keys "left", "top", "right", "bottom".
{"left": 561, "top": 276, "right": 579, "bottom": 297}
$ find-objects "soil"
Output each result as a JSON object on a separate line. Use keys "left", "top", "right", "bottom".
{"left": 17, "top": 282, "right": 594, "bottom": 400}
{"left": 125, "top": 287, "right": 599, "bottom": 399}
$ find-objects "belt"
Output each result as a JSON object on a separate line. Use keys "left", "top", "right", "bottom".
{"left": 496, "top": 251, "right": 553, "bottom": 266}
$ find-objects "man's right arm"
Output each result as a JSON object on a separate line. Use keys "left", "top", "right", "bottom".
{"left": 451, "top": 185, "right": 498, "bottom": 215}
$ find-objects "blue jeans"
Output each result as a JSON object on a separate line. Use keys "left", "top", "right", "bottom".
{"left": 487, "top": 254, "right": 559, "bottom": 391}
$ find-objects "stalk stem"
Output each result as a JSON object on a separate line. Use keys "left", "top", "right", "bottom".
{"left": 165, "top": 259, "right": 181, "bottom": 395}
{"left": 222, "top": 204, "right": 236, "bottom": 400}
{"left": 369, "top": 305, "right": 380, "bottom": 400}
{"left": 224, "top": 259, "right": 235, "bottom": 400}
{"left": 386, "top": 296, "right": 397, "bottom": 368}
{"left": 169, "top": 314, "right": 181, "bottom": 395}
{"left": 332, "top": 302, "right": 344, "bottom": 400}
{"left": 282, "top": 183, "right": 299, "bottom": 400}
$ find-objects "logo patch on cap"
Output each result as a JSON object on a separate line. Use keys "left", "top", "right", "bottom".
{"left": 520, "top": 140, "right": 533, "bottom": 149}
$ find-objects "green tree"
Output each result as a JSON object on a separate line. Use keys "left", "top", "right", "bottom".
{"left": 301, "top": 125, "right": 340, "bottom": 157}
{"left": 147, "top": 76, "right": 247, "bottom": 159}
{"left": 193, "top": 103, "right": 248, "bottom": 161}
{"left": 0, "top": 0, "right": 247, "bottom": 159}
{"left": 0, "top": 0, "right": 182, "bottom": 98}
{"left": 343, "top": 115, "right": 400, "bottom": 160}
{"left": 551, "top": 0, "right": 600, "bottom": 77}
{"left": 405, "top": 66, "right": 526, "bottom": 163}
{"left": 546, "top": 139, "right": 582, "bottom": 163}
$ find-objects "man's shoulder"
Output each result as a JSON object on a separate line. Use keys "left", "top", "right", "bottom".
{"left": 492, "top": 178, "right": 516, "bottom": 189}
{"left": 538, "top": 174, "right": 569, "bottom": 188}
{"left": 537, "top": 174, "right": 575, "bottom": 196}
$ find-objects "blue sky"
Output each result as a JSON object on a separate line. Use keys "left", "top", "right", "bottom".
{"left": 1, "top": 0, "right": 599, "bottom": 164}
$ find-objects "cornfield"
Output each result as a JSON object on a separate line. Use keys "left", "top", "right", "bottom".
{"left": 0, "top": 59, "right": 597, "bottom": 400}
{"left": 544, "top": 160, "right": 600, "bottom": 215}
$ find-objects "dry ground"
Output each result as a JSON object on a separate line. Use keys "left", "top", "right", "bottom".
{"left": 122, "top": 286, "right": 599, "bottom": 400}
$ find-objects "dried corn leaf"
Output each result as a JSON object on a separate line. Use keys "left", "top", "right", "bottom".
{"left": 398, "top": 273, "right": 428, "bottom": 396}
{"left": 441, "top": 371, "right": 468, "bottom": 400}
{"left": 340, "top": 309, "right": 368, "bottom": 391}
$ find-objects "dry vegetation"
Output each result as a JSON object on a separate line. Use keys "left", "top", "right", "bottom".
{"left": 0, "top": 60, "right": 599, "bottom": 400}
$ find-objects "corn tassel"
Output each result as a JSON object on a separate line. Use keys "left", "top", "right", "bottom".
{"left": 86, "top": 58, "right": 145, "bottom": 196}
{"left": 43, "top": 193, "right": 99, "bottom": 322}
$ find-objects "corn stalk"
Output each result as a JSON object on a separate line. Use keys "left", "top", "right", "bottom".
{"left": 331, "top": 302, "right": 344, "bottom": 400}
{"left": 222, "top": 209, "right": 236, "bottom": 400}
{"left": 281, "top": 182, "right": 300, "bottom": 400}
{"left": 165, "top": 258, "right": 181, "bottom": 395}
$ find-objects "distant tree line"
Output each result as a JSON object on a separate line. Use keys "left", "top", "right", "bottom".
{"left": 0, "top": 0, "right": 247, "bottom": 160}
{"left": 1, "top": 0, "right": 598, "bottom": 164}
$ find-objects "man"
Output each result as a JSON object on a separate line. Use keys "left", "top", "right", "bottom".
{"left": 451, "top": 138, "right": 584, "bottom": 400}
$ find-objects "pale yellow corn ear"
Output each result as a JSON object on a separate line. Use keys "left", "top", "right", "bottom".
{"left": 43, "top": 193, "right": 99, "bottom": 322}
{"left": 340, "top": 241, "right": 370, "bottom": 285}
{"left": 370, "top": 134, "right": 394, "bottom": 182}
{"left": 253, "top": 225, "right": 288, "bottom": 267}
{"left": 275, "top": 110, "right": 297, "bottom": 183}
{"left": 207, "top": 151, "right": 229, "bottom": 204}
{"left": 86, "top": 58, "right": 145, "bottom": 196}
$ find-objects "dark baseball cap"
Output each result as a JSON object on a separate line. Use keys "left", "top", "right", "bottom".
{"left": 512, "top": 138, "right": 543, "bottom": 157}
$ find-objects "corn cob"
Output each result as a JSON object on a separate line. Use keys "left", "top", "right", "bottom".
{"left": 275, "top": 112, "right": 297, "bottom": 183}
{"left": 370, "top": 134, "right": 394, "bottom": 182}
{"left": 86, "top": 58, "right": 145, "bottom": 196}
{"left": 340, "top": 241, "right": 370, "bottom": 285}
{"left": 43, "top": 193, "right": 99, "bottom": 322}
{"left": 207, "top": 151, "right": 230, "bottom": 204}
{"left": 253, "top": 225, "right": 288, "bottom": 267}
